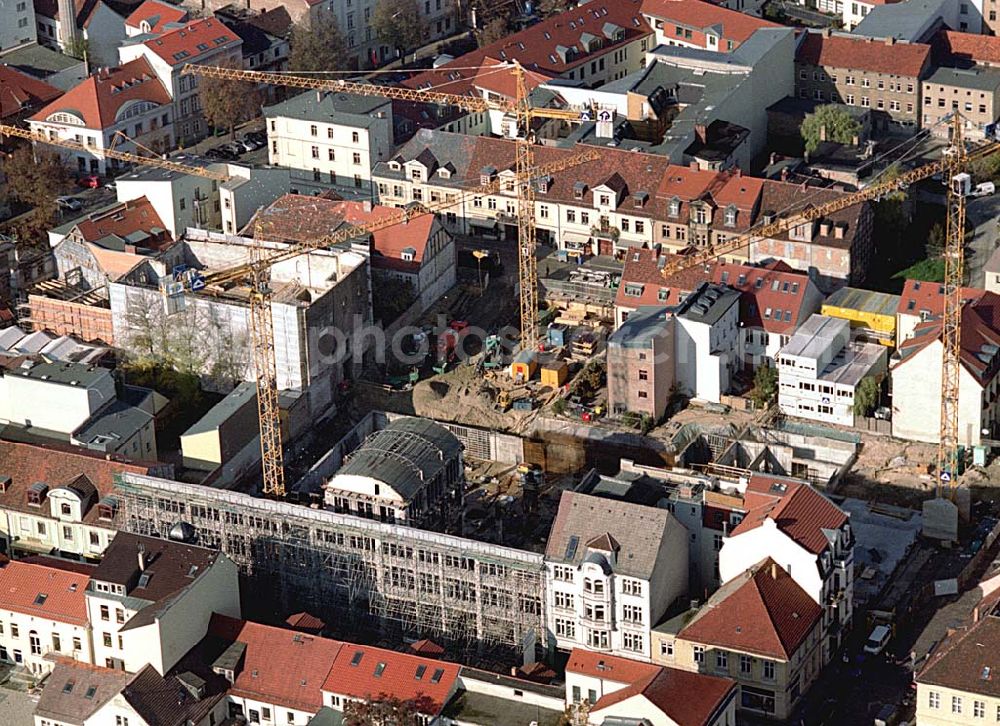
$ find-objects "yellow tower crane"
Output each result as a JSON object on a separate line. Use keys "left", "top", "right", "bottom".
{"left": 0, "top": 124, "right": 231, "bottom": 181}
{"left": 659, "top": 113, "right": 992, "bottom": 492}
{"left": 195, "top": 149, "right": 598, "bottom": 498}
{"left": 183, "top": 63, "right": 587, "bottom": 349}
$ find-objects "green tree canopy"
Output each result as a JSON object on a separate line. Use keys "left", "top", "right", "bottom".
{"left": 289, "top": 13, "right": 349, "bottom": 73}
{"left": 199, "top": 60, "right": 260, "bottom": 138}
{"left": 801, "top": 104, "right": 862, "bottom": 154}
{"left": 372, "top": 0, "right": 424, "bottom": 53}
{"left": 750, "top": 364, "right": 778, "bottom": 409}
{"left": 854, "top": 376, "right": 880, "bottom": 417}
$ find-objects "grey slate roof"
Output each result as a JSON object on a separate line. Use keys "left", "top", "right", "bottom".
{"left": 924, "top": 65, "right": 1000, "bottom": 92}
{"left": 5, "top": 359, "right": 110, "bottom": 388}
{"left": 122, "top": 664, "right": 226, "bottom": 726}
{"left": 182, "top": 381, "right": 257, "bottom": 437}
{"left": 333, "top": 416, "right": 462, "bottom": 501}
{"left": 35, "top": 660, "right": 132, "bottom": 724}
{"left": 852, "top": 0, "right": 948, "bottom": 42}
{"left": 73, "top": 400, "right": 153, "bottom": 450}
{"left": 677, "top": 282, "right": 741, "bottom": 326}
{"left": 263, "top": 89, "right": 390, "bottom": 127}
{"left": 545, "top": 490, "right": 680, "bottom": 579}
{"left": 608, "top": 305, "right": 672, "bottom": 349}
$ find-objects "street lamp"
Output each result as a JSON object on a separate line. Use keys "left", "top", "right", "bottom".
{"left": 472, "top": 248, "right": 488, "bottom": 295}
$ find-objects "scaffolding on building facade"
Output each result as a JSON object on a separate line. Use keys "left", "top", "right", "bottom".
{"left": 113, "top": 473, "right": 545, "bottom": 653}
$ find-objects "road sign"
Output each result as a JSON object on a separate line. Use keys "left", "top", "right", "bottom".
{"left": 940, "top": 470, "right": 952, "bottom": 483}
{"left": 579, "top": 110, "right": 593, "bottom": 122}
{"left": 597, "top": 109, "right": 613, "bottom": 123}
{"left": 190, "top": 275, "right": 206, "bottom": 291}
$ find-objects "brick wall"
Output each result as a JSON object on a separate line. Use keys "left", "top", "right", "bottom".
{"left": 26, "top": 295, "right": 115, "bottom": 344}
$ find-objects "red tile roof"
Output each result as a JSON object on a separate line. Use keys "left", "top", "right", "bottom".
{"left": 934, "top": 29, "right": 1000, "bottom": 67}
{"left": 72, "top": 197, "right": 169, "bottom": 248}
{"left": 566, "top": 648, "right": 660, "bottom": 685}
{"left": 0, "top": 65, "right": 63, "bottom": 121}
{"left": 898, "top": 292, "right": 1000, "bottom": 385}
{"left": 679, "top": 557, "right": 822, "bottom": 660}
{"left": 322, "top": 644, "right": 460, "bottom": 715}
{"left": 896, "top": 278, "right": 984, "bottom": 317}
{"left": 208, "top": 614, "right": 342, "bottom": 712}
{"left": 30, "top": 57, "right": 170, "bottom": 129}
{"left": 142, "top": 17, "right": 241, "bottom": 67}
{"left": 615, "top": 247, "right": 716, "bottom": 310}
{"left": 405, "top": 0, "right": 651, "bottom": 96}
{"left": 592, "top": 666, "right": 735, "bottom": 726}
{"left": 0, "top": 559, "right": 91, "bottom": 625}
{"left": 470, "top": 57, "right": 554, "bottom": 100}
{"left": 641, "top": 0, "right": 781, "bottom": 45}
{"left": 711, "top": 260, "right": 816, "bottom": 334}
{"left": 124, "top": 0, "right": 188, "bottom": 33}
{"left": 731, "top": 475, "right": 848, "bottom": 554}
{"left": 796, "top": 31, "right": 931, "bottom": 78}
{"left": 0, "top": 438, "right": 157, "bottom": 508}
{"left": 258, "top": 195, "right": 438, "bottom": 271}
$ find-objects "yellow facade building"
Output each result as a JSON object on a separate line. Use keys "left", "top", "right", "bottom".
{"left": 821, "top": 286, "right": 900, "bottom": 347}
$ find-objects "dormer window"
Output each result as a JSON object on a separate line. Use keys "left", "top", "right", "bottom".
{"left": 388, "top": 160, "right": 401, "bottom": 171}
{"left": 410, "top": 168, "right": 422, "bottom": 181}
{"left": 401, "top": 247, "right": 416, "bottom": 262}
{"left": 437, "top": 168, "right": 451, "bottom": 179}
{"left": 633, "top": 191, "right": 648, "bottom": 209}
{"left": 624, "top": 283, "right": 644, "bottom": 298}
{"left": 724, "top": 205, "right": 738, "bottom": 227}
{"left": 668, "top": 197, "right": 680, "bottom": 218}
{"left": 480, "top": 166, "right": 497, "bottom": 186}
{"left": 574, "top": 182, "right": 588, "bottom": 200}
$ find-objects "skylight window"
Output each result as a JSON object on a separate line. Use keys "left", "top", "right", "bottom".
{"left": 63, "top": 681, "right": 75, "bottom": 694}
{"left": 374, "top": 662, "right": 386, "bottom": 678}
{"left": 34, "top": 593, "right": 48, "bottom": 606}
{"left": 351, "top": 650, "right": 364, "bottom": 667}
{"left": 430, "top": 668, "right": 445, "bottom": 684}
{"left": 415, "top": 665, "right": 426, "bottom": 680}
{"left": 84, "top": 686, "right": 97, "bottom": 700}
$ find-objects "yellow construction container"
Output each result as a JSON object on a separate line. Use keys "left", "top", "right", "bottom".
{"left": 540, "top": 361, "right": 569, "bottom": 387}
{"left": 821, "top": 287, "right": 899, "bottom": 347}
{"left": 510, "top": 350, "right": 538, "bottom": 381}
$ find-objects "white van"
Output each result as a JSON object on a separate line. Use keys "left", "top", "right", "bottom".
{"left": 974, "top": 181, "right": 996, "bottom": 197}
{"left": 864, "top": 624, "right": 892, "bottom": 655}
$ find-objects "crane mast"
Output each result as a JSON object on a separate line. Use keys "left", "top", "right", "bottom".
{"left": 939, "top": 113, "right": 967, "bottom": 489}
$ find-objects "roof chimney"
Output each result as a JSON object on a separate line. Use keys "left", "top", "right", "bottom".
{"left": 770, "top": 562, "right": 777, "bottom": 579}
{"left": 138, "top": 543, "right": 146, "bottom": 572}
{"left": 834, "top": 224, "right": 845, "bottom": 239}
{"left": 689, "top": 161, "right": 699, "bottom": 170}
{"left": 885, "top": 36, "right": 895, "bottom": 45}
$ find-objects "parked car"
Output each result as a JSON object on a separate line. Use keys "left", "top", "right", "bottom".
{"left": 974, "top": 181, "right": 996, "bottom": 197}
{"left": 245, "top": 130, "right": 266, "bottom": 144}
{"left": 238, "top": 137, "right": 262, "bottom": 152}
{"left": 221, "top": 142, "right": 244, "bottom": 156}
{"left": 209, "top": 146, "right": 237, "bottom": 160}
{"left": 873, "top": 406, "right": 892, "bottom": 420}
{"left": 863, "top": 624, "right": 892, "bottom": 655}
{"left": 76, "top": 174, "right": 100, "bottom": 188}
{"left": 104, "top": 181, "right": 117, "bottom": 192}
{"left": 56, "top": 196, "right": 82, "bottom": 211}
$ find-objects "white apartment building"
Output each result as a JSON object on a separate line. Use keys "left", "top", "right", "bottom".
{"left": 674, "top": 283, "right": 741, "bottom": 404}
{"left": 0, "top": 0, "right": 35, "bottom": 51}
{"left": 544, "top": 491, "right": 688, "bottom": 662}
{"left": 35, "top": 0, "right": 125, "bottom": 66}
{"left": 118, "top": 17, "right": 243, "bottom": 145}
{"left": 85, "top": 532, "right": 240, "bottom": 674}
{"left": 0, "top": 359, "right": 115, "bottom": 434}
{"left": 892, "top": 292, "right": 1000, "bottom": 447}
{"left": 114, "top": 159, "right": 288, "bottom": 238}
{"left": 264, "top": 90, "right": 393, "bottom": 199}
{"left": 711, "top": 261, "right": 824, "bottom": 369}
{"left": 27, "top": 57, "right": 174, "bottom": 176}
{"left": 0, "top": 559, "right": 94, "bottom": 675}
{"left": 719, "top": 474, "right": 854, "bottom": 656}
{"left": 777, "top": 314, "right": 887, "bottom": 427}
